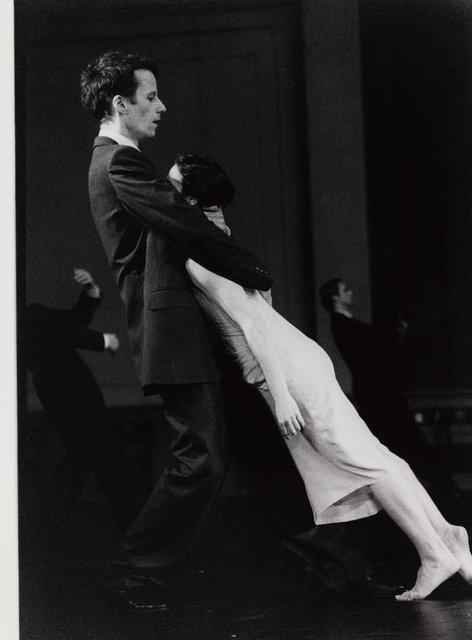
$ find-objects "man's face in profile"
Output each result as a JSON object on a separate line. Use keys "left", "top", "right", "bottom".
{"left": 336, "top": 281, "right": 353, "bottom": 308}
{"left": 123, "top": 69, "right": 166, "bottom": 142}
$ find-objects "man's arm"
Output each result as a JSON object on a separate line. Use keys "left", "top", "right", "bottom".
{"left": 107, "top": 146, "right": 273, "bottom": 291}
{"left": 204, "top": 206, "right": 273, "bottom": 306}
{"left": 63, "top": 269, "right": 102, "bottom": 326}
{"left": 53, "top": 270, "right": 120, "bottom": 352}
{"left": 26, "top": 303, "right": 119, "bottom": 358}
{"left": 57, "top": 322, "right": 120, "bottom": 354}
{"left": 51, "top": 269, "right": 102, "bottom": 327}
{"left": 58, "top": 325, "right": 107, "bottom": 352}
{"left": 50, "top": 291, "right": 100, "bottom": 327}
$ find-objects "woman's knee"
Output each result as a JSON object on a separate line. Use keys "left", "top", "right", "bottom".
{"left": 378, "top": 456, "right": 414, "bottom": 484}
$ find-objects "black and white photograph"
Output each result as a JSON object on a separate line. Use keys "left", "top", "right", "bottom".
{"left": 11, "top": 0, "right": 472, "bottom": 638}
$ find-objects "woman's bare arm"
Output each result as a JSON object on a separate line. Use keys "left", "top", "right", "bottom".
{"left": 187, "top": 259, "right": 304, "bottom": 438}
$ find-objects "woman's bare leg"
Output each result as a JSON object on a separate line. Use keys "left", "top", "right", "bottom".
{"left": 370, "top": 469, "right": 459, "bottom": 601}
{"left": 395, "top": 459, "right": 472, "bottom": 584}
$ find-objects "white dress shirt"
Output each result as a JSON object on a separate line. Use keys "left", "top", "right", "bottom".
{"left": 98, "top": 127, "right": 140, "bottom": 151}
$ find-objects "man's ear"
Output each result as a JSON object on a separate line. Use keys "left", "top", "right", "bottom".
{"left": 111, "top": 94, "right": 126, "bottom": 115}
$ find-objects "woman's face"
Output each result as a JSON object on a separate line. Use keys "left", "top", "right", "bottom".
{"left": 167, "top": 163, "right": 183, "bottom": 192}
{"left": 168, "top": 163, "right": 198, "bottom": 205}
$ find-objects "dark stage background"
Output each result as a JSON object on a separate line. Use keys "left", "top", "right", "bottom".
{"left": 17, "top": 0, "right": 472, "bottom": 402}
{"left": 17, "top": 0, "right": 372, "bottom": 401}
{"left": 15, "top": 2, "right": 472, "bottom": 638}
{"left": 360, "top": 0, "right": 472, "bottom": 392}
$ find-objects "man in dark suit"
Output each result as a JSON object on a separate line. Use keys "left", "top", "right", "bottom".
{"left": 319, "top": 278, "right": 433, "bottom": 472}
{"left": 80, "top": 51, "right": 273, "bottom": 610}
{"left": 300, "top": 278, "right": 459, "bottom": 595}
{"left": 26, "top": 268, "right": 120, "bottom": 510}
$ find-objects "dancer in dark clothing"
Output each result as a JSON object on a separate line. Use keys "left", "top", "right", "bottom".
{"left": 26, "top": 268, "right": 120, "bottom": 508}
{"left": 319, "top": 278, "right": 441, "bottom": 484}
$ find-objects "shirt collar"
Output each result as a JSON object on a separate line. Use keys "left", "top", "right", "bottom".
{"left": 98, "top": 127, "right": 140, "bottom": 151}
{"left": 334, "top": 309, "right": 353, "bottom": 319}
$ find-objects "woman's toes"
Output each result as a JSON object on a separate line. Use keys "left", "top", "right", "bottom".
{"left": 395, "top": 590, "right": 419, "bottom": 602}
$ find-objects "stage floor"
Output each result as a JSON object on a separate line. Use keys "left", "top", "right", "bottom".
{"left": 19, "top": 493, "right": 472, "bottom": 640}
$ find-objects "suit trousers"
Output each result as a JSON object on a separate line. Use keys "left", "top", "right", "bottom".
{"left": 222, "top": 381, "right": 375, "bottom": 591}
{"left": 114, "top": 382, "right": 227, "bottom": 583}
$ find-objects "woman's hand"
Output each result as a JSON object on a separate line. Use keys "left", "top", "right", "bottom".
{"left": 274, "top": 393, "right": 305, "bottom": 440}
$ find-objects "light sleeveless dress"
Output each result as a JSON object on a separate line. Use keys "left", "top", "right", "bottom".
{"left": 194, "top": 287, "right": 409, "bottom": 525}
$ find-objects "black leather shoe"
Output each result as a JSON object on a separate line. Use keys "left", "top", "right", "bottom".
{"left": 282, "top": 531, "right": 319, "bottom": 564}
{"left": 104, "top": 576, "right": 170, "bottom": 612}
{"left": 308, "top": 574, "right": 404, "bottom": 599}
{"left": 354, "top": 576, "right": 405, "bottom": 599}
{"left": 113, "top": 584, "right": 169, "bottom": 611}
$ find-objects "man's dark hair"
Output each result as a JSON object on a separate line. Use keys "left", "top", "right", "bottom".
{"left": 319, "top": 278, "right": 343, "bottom": 312}
{"left": 176, "top": 154, "right": 235, "bottom": 208}
{"left": 80, "top": 51, "right": 159, "bottom": 122}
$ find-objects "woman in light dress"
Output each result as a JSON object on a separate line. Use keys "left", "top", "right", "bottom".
{"left": 167, "top": 154, "right": 472, "bottom": 601}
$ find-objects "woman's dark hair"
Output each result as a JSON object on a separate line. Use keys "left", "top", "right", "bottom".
{"left": 319, "top": 278, "right": 343, "bottom": 311}
{"left": 175, "top": 154, "right": 235, "bottom": 208}
{"left": 80, "top": 51, "right": 159, "bottom": 122}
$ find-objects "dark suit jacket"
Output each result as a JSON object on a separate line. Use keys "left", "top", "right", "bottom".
{"left": 329, "top": 313, "right": 438, "bottom": 475}
{"left": 330, "top": 312, "right": 405, "bottom": 401}
{"left": 26, "top": 292, "right": 106, "bottom": 410}
{"left": 88, "top": 137, "right": 272, "bottom": 390}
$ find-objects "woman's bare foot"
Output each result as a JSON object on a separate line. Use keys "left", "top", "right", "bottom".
{"left": 442, "top": 525, "right": 472, "bottom": 585}
{"left": 395, "top": 553, "right": 459, "bottom": 601}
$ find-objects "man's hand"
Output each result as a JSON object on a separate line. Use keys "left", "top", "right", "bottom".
{"left": 74, "top": 268, "right": 101, "bottom": 298}
{"left": 394, "top": 317, "right": 410, "bottom": 345}
{"left": 202, "top": 206, "right": 231, "bottom": 236}
{"left": 103, "top": 333, "right": 120, "bottom": 353}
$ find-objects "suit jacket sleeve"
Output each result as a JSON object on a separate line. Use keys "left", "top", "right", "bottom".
{"left": 54, "top": 291, "right": 101, "bottom": 327}
{"left": 341, "top": 317, "right": 374, "bottom": 350}
{"left": 107, "top": 146, "right": 273, "bottom": 291}
{"left": 54, "top": 292, "right": 105, "bottom": 350}
{"left": 344, "top": 319, "right": 398, "bottom": 355}
{"left": 58, "top": 324, "right": 105, "bottom": 351}
{"left": 333, "top": 316, "right": 401, "bottom": 374}
{"left": 26, "top": 302, "right": 105, "bottom": 357}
